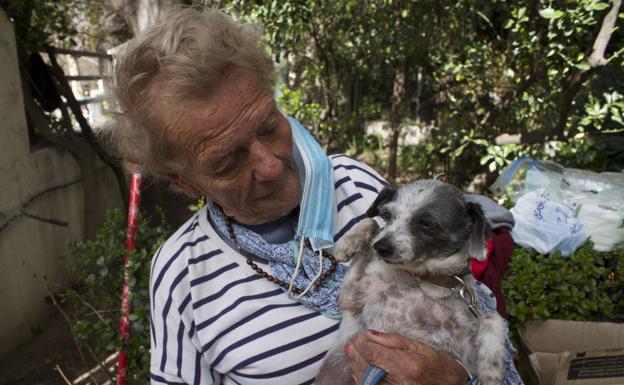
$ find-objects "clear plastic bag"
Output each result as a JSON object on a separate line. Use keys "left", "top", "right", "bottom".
{"left": 576, "top": 188, "right": 624, "bottom": 252}
{"left": 490, "top": 158, "right": 565, "bottom": 203}
{"left": 493, "top": 158, "right": 624, "bottom": 252}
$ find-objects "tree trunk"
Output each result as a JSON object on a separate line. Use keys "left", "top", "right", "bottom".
{"left": 387, "top": 65, "right": 406, "bottom": 182}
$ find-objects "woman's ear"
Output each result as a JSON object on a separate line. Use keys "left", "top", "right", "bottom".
{"left": 466, "top": 201, "right": 491, "bottom": 260}
{"left": 366, "top": 185, "right": 397, "bottom": 218}
{"left": 167, "top": 174, "right": 202, "bottom": 198}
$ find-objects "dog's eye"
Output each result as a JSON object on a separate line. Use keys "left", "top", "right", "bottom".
{"left": 419, "top": 219, "right": 435, "bottom": 229}
{"left": 379, "top": 210, "right": 392, "bottom": 221}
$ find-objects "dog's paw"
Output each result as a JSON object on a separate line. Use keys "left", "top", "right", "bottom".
{"left": 476, "top": 312, "right": 506, "bottom": 385}
{"left": 335, "top": 218, "right": 380, "bottom": 262}
{"left": 334, "top": 241, "right": 358, "bottom": 262}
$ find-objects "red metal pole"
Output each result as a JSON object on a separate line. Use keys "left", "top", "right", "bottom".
{"left": 117, "top": 173, "right": 142, "bottom": 385}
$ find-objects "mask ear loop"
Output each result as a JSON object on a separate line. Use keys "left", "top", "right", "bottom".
{"left": 297, "top": 247, "right": 324, "bottom": 299}
{"left": 288, "top": 236, "right": 306, "bottom": 296}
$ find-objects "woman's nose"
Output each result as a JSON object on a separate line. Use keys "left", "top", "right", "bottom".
{"left": 249, "top": 141, "right": 284, "bottom": 181}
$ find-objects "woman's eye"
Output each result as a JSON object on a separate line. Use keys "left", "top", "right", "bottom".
{"left": 379, "top": 210, "right": 392, "bottom": 221}
{"left": 259, "top": 124, "right": 278, "bottom": 136}
{"left": 214, "top": 159, "right": 238, "bottom": 178}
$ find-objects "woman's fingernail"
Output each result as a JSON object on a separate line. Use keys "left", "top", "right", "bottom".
{"left": 343, "top": 343, "right": 350, "bottom": 353}
{"left": 368, "top": 329, "right": 381, "bottom": 336}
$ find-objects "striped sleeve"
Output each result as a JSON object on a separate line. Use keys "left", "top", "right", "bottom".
{"left": 150, "top": 217, "right": 219, "bottom": 385}
{"left": 330, "top": 154, "right": 388, "bottom": 242}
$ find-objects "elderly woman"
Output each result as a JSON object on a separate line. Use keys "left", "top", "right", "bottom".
{"left": 111, "top": 7, "right": 522, "bottom": 385}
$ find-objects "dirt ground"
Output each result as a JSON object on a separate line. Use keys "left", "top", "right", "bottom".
{"left": 0, "top": 301, "right": 115, "bottom": 385}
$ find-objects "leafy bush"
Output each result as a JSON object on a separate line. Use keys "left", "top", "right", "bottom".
{"left": 62, "top": 208, "right": 172, "bottom": 385}
{"left": 503, "top": 242, "right": 624, "bottom": 338}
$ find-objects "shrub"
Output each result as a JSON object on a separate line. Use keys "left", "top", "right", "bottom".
{"left": 503, "top": 242, "right": 624, "bottom": 338}
{"left": 62, "top": 208, "right": 172, "bottom": 384}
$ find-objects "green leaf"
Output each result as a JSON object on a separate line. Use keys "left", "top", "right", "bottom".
{"left": 539, "top": 8, "right": 565, "bottom": 19}
{"left": 518, "top": 7, "right": 526, "bottom": 19}
{"left": 575, "top": 61, "right": 591, "bottom": 70}
{"left": 591, "top": 2, "right": 610, "bottom": 11}
{"left": 453, "top": 143, "right": 468, "bottom": 157}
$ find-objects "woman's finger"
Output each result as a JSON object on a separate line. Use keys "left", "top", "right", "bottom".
{"left": 345, "top": 340, "right": 372, "bottom": 384}
{"left": 346, "top": 338, "right": 396, "bottom": 385}
{"left": 365, "top": 330, "right": 411, "bottom": 350}
{"left": 349, "top": 333, "right": 469, "bottom": 385}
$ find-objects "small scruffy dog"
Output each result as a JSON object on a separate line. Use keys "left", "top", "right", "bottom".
{"left": 316, "top": 180, "right": 505, "bottom": 385}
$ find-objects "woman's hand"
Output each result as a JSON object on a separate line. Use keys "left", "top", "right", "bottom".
{"left": 345, "top": 330, "right": 469, "bottom": 385}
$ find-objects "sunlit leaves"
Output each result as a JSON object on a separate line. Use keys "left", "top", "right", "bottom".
{"left": 539, "top": 8, "right": 565, "bottom": 19}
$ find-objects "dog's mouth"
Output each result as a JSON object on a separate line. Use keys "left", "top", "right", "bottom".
{"left": 378, "top": 253, "right": 426, "bottom": 266}
{"left": 380, "top": 255, "right": 402, "bottom": 265}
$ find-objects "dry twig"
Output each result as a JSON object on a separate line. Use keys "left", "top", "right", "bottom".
{"left": 54, "top": 365, "right": 73, "bottom": 385}
{"left": 43, "top": 274, "right": 102, "bottom": 385}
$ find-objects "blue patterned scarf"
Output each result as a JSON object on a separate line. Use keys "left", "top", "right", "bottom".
{"left": 207, "top": 201, "right": 346, "bottom": 318}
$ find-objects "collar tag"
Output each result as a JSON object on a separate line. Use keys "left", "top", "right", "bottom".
{"left": 451, "top": 275, "right": 480, "bottom": 318}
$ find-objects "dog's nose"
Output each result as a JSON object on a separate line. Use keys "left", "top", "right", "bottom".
{"left": 373, "top": 239, "right": 393, "bottom": 257}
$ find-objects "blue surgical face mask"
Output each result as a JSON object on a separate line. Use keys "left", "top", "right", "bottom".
{"left": 286, "top": 116, "right": 336, "bottom": 299}
{"left": 288, "top": 116, "right": 335, "bottom": 251}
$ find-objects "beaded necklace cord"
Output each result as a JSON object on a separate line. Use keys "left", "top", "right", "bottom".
{"left": 224, "top": 216, "right": 337, "bottom": 296}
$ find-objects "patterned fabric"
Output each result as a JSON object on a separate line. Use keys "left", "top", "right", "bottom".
{"left": 206, "top": 201, "right": 348, "bottom": 318}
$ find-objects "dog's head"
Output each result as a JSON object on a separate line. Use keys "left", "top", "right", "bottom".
{"left": 367, "top": 180, "right": 490, "bottom": 276}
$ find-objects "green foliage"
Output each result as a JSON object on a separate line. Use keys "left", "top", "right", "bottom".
{"left": 1, "top": 0, "right": 131, "bottom": 56}
{"left": 0, "top": 0, "right": 78, "bottom": 55}
{"left": 277, "top": 86, "right": 327, "bottom": 140}
{"left": 221, "top": 0, "right": 624, "bottom": 183}
{"left": 503, "top": 242, "right": 624, "bottom": 338}
{"left": 61, "top": 209, "right": 172, "bottom": 385}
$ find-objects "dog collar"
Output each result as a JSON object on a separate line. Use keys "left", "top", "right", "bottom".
{"left": 400, "top": 267, "right": 472, "bottom": 289}
{"left": 401, "top": 267, "right": 480, "bottom": 318}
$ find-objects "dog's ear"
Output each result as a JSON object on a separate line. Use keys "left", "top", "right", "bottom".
{"left": 466, "top": 201, "right": 491, "bottom": 260}
{"left": 366, "top": 185, "right": 397, "bottom": 218}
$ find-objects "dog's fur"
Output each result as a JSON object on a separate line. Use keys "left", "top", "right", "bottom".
{"left": 315, "top": 180, "right": 505, "bottom": 385}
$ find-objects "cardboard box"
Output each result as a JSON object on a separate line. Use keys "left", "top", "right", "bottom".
{"left": 517, "top": 320, "right": 624, "bottom": 385}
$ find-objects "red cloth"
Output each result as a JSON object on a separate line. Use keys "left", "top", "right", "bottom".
{"left": 470, "top": 239, "right": 493, "bottom": 280}
{"left": 470, "top": 228, "right": 514, "bottom": 318}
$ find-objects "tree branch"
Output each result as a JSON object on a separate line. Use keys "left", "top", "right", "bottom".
{"left": 46, "top": 47, "right": 129, "bottom": 208}
{"left": 589, "top": 0, "right": 622, "bottom": 67}
{"left": 495, "top": 0, "right": 622, "bottom": 145}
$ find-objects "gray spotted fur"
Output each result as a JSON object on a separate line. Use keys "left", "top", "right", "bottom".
{"left": 315, "top": 180, "right": 505, "bottom": 385}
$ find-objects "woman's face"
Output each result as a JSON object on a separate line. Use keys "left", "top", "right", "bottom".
{"left": 171, "top": 69, "right": 300, "bottom": 225}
